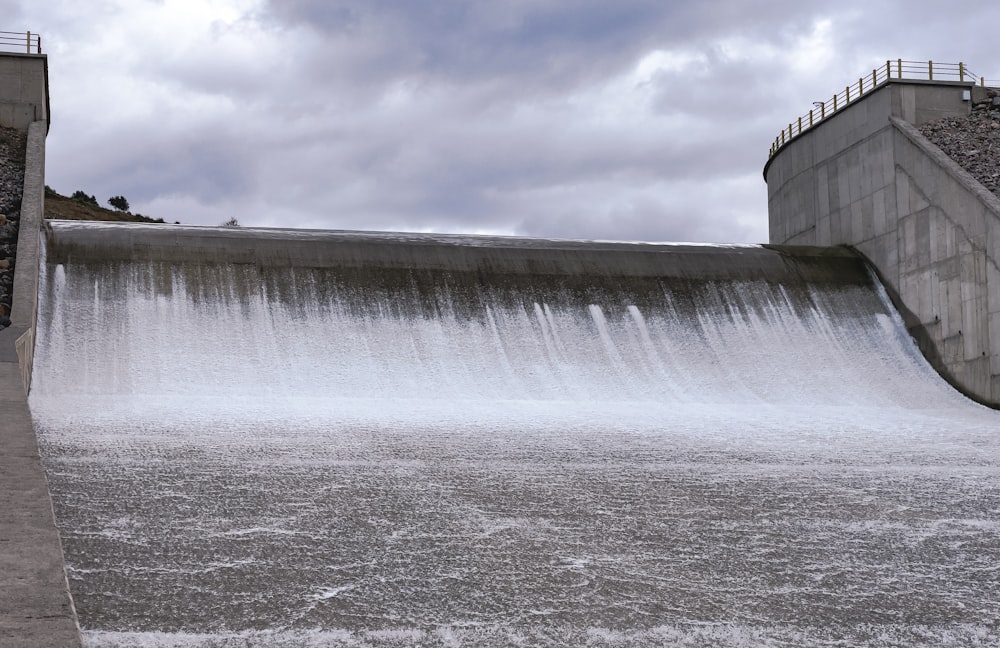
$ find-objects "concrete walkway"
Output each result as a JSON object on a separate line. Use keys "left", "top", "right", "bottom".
{"left": 1, "top": 330, "right": 80, "bottom": 646}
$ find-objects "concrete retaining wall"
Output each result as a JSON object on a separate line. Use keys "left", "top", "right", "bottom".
{"left": 766, "top": 79, "right": 1000, "bottom": 405}
{"left": 11, "top": 120, "right": 45, "bottom": 390}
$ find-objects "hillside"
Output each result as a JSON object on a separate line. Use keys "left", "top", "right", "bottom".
{"left": 44, "top": 187, "right": 170, "bottom": 223}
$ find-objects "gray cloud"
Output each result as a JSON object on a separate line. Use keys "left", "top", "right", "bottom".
{"left": 13, "top": 0, "right": 1000, "bottom": 243}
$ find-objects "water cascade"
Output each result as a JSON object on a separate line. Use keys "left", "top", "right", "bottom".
{"left": 30, "top": 221, "right": 1000, "bottom": 647}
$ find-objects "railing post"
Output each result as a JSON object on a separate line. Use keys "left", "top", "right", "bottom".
{"left": 886, "top": 60, "right": 891, "bottom": 79}
{"left": 959, "top": 62, "right": 965, "bottom": 82}
{"left": 858, "top": 77, "right": 863, "bottom": 96}
{"left": 809, "top": 109, "right": 814, "bottom": 128}
{"left": 832, "top": 94, "right": 837, "bottom": 111}
{"left": 820, "top": 102, "right": 826, "bottom": 119}
{"left": 797, "top": 116, "right": 803, "bottom": 134}
{"left": 872, "top": 69, "right": 877, "bottom": 87}
{"left": 25, "top": 30, "right": 30, "bottom": 53}
{"left": 845, "top": 85, "right": 850, "bottom": 103}
{"left": 897, "top": 58, "right": 902, "bottom": 78}
{"left": 928, "top": 60, "right": 933, "bottom": 80}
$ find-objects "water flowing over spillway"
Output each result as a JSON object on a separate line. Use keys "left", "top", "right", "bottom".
{"left": 30, "top": 221, "right": 1000, "bottom": 647}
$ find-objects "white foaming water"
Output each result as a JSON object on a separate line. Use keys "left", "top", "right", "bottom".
{"left": 27, "top": 229, "right": 1000, "bottom": 647}
{"left": 28, "top": 256, "right": 982, "bottom": 429}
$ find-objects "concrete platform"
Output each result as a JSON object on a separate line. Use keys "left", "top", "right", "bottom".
{"left": 0, "top": 336, "right": 80, "bottom": 647}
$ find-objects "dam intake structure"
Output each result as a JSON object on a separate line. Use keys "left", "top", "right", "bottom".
{"left": 29, "top": 221, "right": 1000, "bottom": 647}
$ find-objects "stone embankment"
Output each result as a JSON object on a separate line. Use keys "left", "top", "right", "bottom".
{"left": 919, "top": 106, "right": 1000, "bottom": 199}
{"left": 0, "top": 125, "right": 25, "bottom": 330}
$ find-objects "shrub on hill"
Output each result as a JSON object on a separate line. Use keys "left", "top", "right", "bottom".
{"left": 70, "top": 190, "right": 99, "bottom": 207}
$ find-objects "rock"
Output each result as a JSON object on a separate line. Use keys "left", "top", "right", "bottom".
{"left": 920, "top": 112, "right": 1000, "bottom": 201}
{"left": 0, "top": 126, "right": 22, "bottom": 315}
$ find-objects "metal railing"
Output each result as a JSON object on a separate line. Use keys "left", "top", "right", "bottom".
{"left": 769, "top": 60, "right": 992, "bottom": 158}
{"left": 0, "top": 30, "right": 42, "bottom": 54}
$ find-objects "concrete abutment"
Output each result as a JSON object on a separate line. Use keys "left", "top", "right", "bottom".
{"left": 766, "top": 79, "right": 1000, "bottom": 407}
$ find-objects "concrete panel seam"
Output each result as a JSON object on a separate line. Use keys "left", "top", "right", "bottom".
{"left": 893, "top": 159, "right": 1000, "bottom": 282}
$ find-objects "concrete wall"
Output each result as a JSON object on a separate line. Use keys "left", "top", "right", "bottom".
{"left": 11, "top": 120, "right": 45, "bottom": 390}
{"left": 0, "top": 53, "right": 48, "bottom": 132}
{"left": 766, "top": 79, "right": 1000, "bottom": 406}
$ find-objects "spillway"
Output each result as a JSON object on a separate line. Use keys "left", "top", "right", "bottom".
{"left": 29, "top": 221, "right": 1000, "bottom": 647}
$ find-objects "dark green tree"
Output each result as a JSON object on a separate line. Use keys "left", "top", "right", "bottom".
{"left": 108, "top": 195, "right": 130, "bottom": 212}
{"left": 71, "top": 190, "right": 99, "bottom": 207}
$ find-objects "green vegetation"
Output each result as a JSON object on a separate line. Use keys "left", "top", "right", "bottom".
{"left": 45, "top": 186, "right": 170, "bottom": 223}
{"left": 70, "top": 190, "right": 99, "bottom": 207}
{"left": 108, "top": 195, "right": 130, "bottom": 212}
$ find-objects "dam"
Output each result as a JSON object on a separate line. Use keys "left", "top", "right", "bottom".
{"left": 24, "top": 221, "right": 1000, "bottom": 647}
{"left": 3, "top": 45, "right": 1000, "bottom": 647}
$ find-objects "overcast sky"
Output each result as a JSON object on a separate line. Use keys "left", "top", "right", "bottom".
{"left": 4, "top": 1, "right": 999, "bottom": 242}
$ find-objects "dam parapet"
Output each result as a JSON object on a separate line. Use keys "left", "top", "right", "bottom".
{"left": 765, "top": 60, "right": 1000, "bottom": 407}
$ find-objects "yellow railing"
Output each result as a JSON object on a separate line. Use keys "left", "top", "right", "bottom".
{"left": 769, "top": 59, "right": 989, "bottom": 158}
{"left": 0, "top": 30, "right": 42, "bottom": 54}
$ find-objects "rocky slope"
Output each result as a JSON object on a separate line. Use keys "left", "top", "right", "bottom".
{"left": 0, "top": 125, "right": 26, "bottom": 328}
{"left": 919, "top": 107, "right": 1000, "bottom": 198}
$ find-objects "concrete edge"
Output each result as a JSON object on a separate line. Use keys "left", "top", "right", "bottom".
{"left": 761, "top": 244, "right": 864, "bottom": 258}
{"left": 41, "top": 221, "right": 876, "bottom": 286}
{"left": 10, "top": 119, "right": 45, "bottom": 392}
{"left": 15, "top": 325, "right": 33, "bottom": 394}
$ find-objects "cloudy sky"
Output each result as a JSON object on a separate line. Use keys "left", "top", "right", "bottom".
{"left": 4, "top": 1, "right": 999, "bottom": 242}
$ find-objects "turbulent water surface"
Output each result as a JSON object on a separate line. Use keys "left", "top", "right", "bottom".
{"left": 29, "top": 223, "right": 1000, "bottom": 647}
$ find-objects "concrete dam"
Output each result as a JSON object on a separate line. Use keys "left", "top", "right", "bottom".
{"left": 5, "top": 51, "right": 1000, "bottom": 647}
